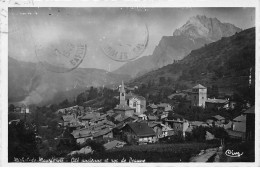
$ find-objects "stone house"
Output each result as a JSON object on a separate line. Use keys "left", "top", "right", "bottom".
{"left": 121, "top": 122, "right": 157, "bottom": 144}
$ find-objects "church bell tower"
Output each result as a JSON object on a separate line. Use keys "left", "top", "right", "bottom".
{"left": 119, "top": 81, "right": 126, "bottom": 105}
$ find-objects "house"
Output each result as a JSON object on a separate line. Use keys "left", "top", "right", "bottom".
{"left": 127, "top": 93, "right": 146, "bottom": 114}
{"left": 116, "top": 81, "right": 146, "bottom": 116}
{"left": 15, "top": 104, "right": 29, "bottom": 114}
{"left": 71, "top": 128, "right": 93, "bottom": 144}
{"left": 137, "top": 113, "right": 148, "bottom": 120}
{"left": 121, "top": 122, "right": 157, "bottom": 144}
{"left": 157, "top": 103, "right": 173, "bottom": 112}
{"left": 148, "top": 122, "right": 163, "bottom": 138}
{"left": 163, "top": 115, "right": 189, "bottom": 137}
{"left": 89, "top": 117, "right": 107, "bottom": 126}
{"left": 80, "top": 113, "right": 99, "bottom": 126}
{"left": 190, "top": 84, "right": 207, "bottom": 108}
{"left": 205, "top": 98, "right": 229, "bottom": 109}
{"left": 209, "top": 115, "right": 226, "bottom": 125}
{"left": 93, "top": 128, "right": 113, "bottom": 140}
{"left": 233, "top": 115, "right": 246, "bottom": 132}
{"left": 147, "top": 115, "right": 159, "bottom": 122}
{"left": 244, "top": 106, "right": 255, "bottom": 141}
{"left": 161, "top": 124, "right": 175, "bottom": 138}
{"left": 190, "top": 121, "right": 209, "bottom": 127}
{"left": 225, "top": 114, "right": 247, "bottom": 140}
{"left": 147, "top": 103, "right": 158, "bottom": 113}
{"left": 62, "top": 115, "right": 75, "bottom": 127}
{"left": 160, "top": 112, "right": 169, "bottom": 120}
{"left": 114, "top": 104, "right": 135, "bottom": 118}
{"left": 205, "top": 131, "right": 215, "bottom": 141}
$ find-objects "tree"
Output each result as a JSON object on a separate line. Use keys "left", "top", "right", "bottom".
{"left": 159, "top": 77, "right": 166, "bottom": 85}
{"left": 81, "top": 140, "right": 105, "bottom": 153}
{"left": 59, "top": 99, "right": 70, "bottom": 108}
{"left": 8, "top": 104, "right": 15, "bottom": 112}
{"left": 8, "top": 120, "right": 39, "bottom": 162}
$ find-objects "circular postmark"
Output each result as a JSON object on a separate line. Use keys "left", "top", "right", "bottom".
{"left": 31, "top": 21, "right": 87, "bottom": 73}
{"left": 99, "top": 13, "right": 149, "bottom": 62}
{"left": 34, "top": 39, "right": 87, "bottom": 73}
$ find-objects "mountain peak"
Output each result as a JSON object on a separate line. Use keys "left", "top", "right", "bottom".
{"left": 173, "top": 15, "right": 241, "bottom": 41}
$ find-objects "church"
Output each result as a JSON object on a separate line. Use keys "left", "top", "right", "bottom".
{"left": 114, "top": 81, "right": 146, "bottom": 117}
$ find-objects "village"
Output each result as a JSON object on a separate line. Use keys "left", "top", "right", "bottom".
{"left": 36, "top": 81, "right": 253, "bottom": 157}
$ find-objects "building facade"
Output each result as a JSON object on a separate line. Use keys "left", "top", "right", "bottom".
{"left": 190, "top": 84, "right": 207, "bottom": 108}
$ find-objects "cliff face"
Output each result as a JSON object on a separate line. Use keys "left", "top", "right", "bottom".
{"left": 114, "top": 15, "right": 242, "bottom": 78}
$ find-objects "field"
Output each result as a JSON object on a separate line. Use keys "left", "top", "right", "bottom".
{"left": 65, "top": 142, "right": 219, "bottom": 162}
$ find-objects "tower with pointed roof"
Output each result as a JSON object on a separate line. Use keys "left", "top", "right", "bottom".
{"left": 119, "top": 81, "right": 126, "bottom": 105}
{"left": 191, "top": 84, "right": 207, "bottom": 108}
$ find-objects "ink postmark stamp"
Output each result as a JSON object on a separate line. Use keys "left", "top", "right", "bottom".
{"left": 34, "top": 40, "right": 87, "bottom": 73}
{"left": 99, "top": 11, "right": 149, "bottom": 62}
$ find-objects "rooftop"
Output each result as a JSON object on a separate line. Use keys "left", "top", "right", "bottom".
{"left": 93, "top": 128, "right": 112, "bottom": 138}
{"left": 125, "top": 93, "right": 146, "bottom": 101}
{"left": 148, "top": 103, "right": 158, "bottom": 109}
{"left": 206, "top": 98, "right": 228, "bottom": 104}
{"left": 244, "top": 106, "right": 255, "bottom": 114}
{"left": 71, "top": 129, "right": 92, "bottom": 139}
{"left": 191, "top": 121, "right": 207, "bottom": 126}
{"left": 62, "top": 115, "right": 74, "bottom": 122}
{"left": 125, "top": 122, "right": 155, "bottom": 137}
{"left": 147, "top": 115, "right": 158, "bottom": 121}
{"left": 233, "top": 115, "right": 246, "bottom": 122}
{"left": 193, "top": 84, "right": 206, "bottom": 89}
{"left": 212, "top": 115, "right": 225, "bottom": 120}
{"left": 114, "top": 104, "right": 135, "bottom": 111}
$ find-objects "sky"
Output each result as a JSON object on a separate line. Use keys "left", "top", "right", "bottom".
{"left": 9, "top": 7, "right": 255, "bottom": 72}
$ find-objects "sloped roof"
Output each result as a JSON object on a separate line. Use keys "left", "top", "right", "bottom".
{"left": 148, "top": 122, "right": 161, "bottom": 128}
{"left": 71, "top": 128, "right": 92, "bottom": 139}
{"left": 81, "top": 114, "right": 97, "bottom": 120}
{"left": 233, "top": 121, "right": 246, "bottom": 132}
{"left": 147, "top": 115, "right": 158, "bottom": 121}
{"left": 167, "top": 113, "right": 185, "bottom": 121}
{"left": 233, "top": 115, "right": 246, "bottom": 122}
{"left": 212, "top": 115, "right": 225, "bottom": 120}
{"left": 148, "top": 103, "right": 158, "bottom": 109}
{"left": 114, "top": 104, "right": 134, "bottom": 111}
{"left": 93, "top": 128, "right": 112, "bottom": 138}
{"left": 157, "top": 103, "right": 172, "bottom": 108}
{"left": 244, "top": 106, "right": 255, "bottom": 114}
{"left": 193, "top": 84, "right": 206, "bottom": 89}
{"left": 185, "top": 126, "right": 193, "bottom": 133}
{"left": 206, "top": 98, "right": 228, "bottom": 104}
{"left": 126, "top": 93, "right": 146, "bottom": 101}
{"left": 62, "top": 115, "right": 74, "bottom": 122}
{"left": 191, "top": 121, "right": 207, "bottom": 126}
{"left": 125, "top": 122, "right": 155, "bottom": 137}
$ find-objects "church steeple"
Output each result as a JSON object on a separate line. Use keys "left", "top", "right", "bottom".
{"left": 119, "top": 81, "right": 126, "bottom": 105}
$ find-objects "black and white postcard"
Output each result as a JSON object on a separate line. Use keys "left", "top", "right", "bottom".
{"left": 0, "top": 0, "right": 259, "bottom": 166}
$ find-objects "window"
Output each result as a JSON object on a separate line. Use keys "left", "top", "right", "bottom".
{"left": 133, "top": 102, "right": 137, "bottom": 107}
{"left": 202, "top": 97, "right": 204, "bottom": 99}
{"left": 121, "top": 93, "right": 124, "bottom": 96}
